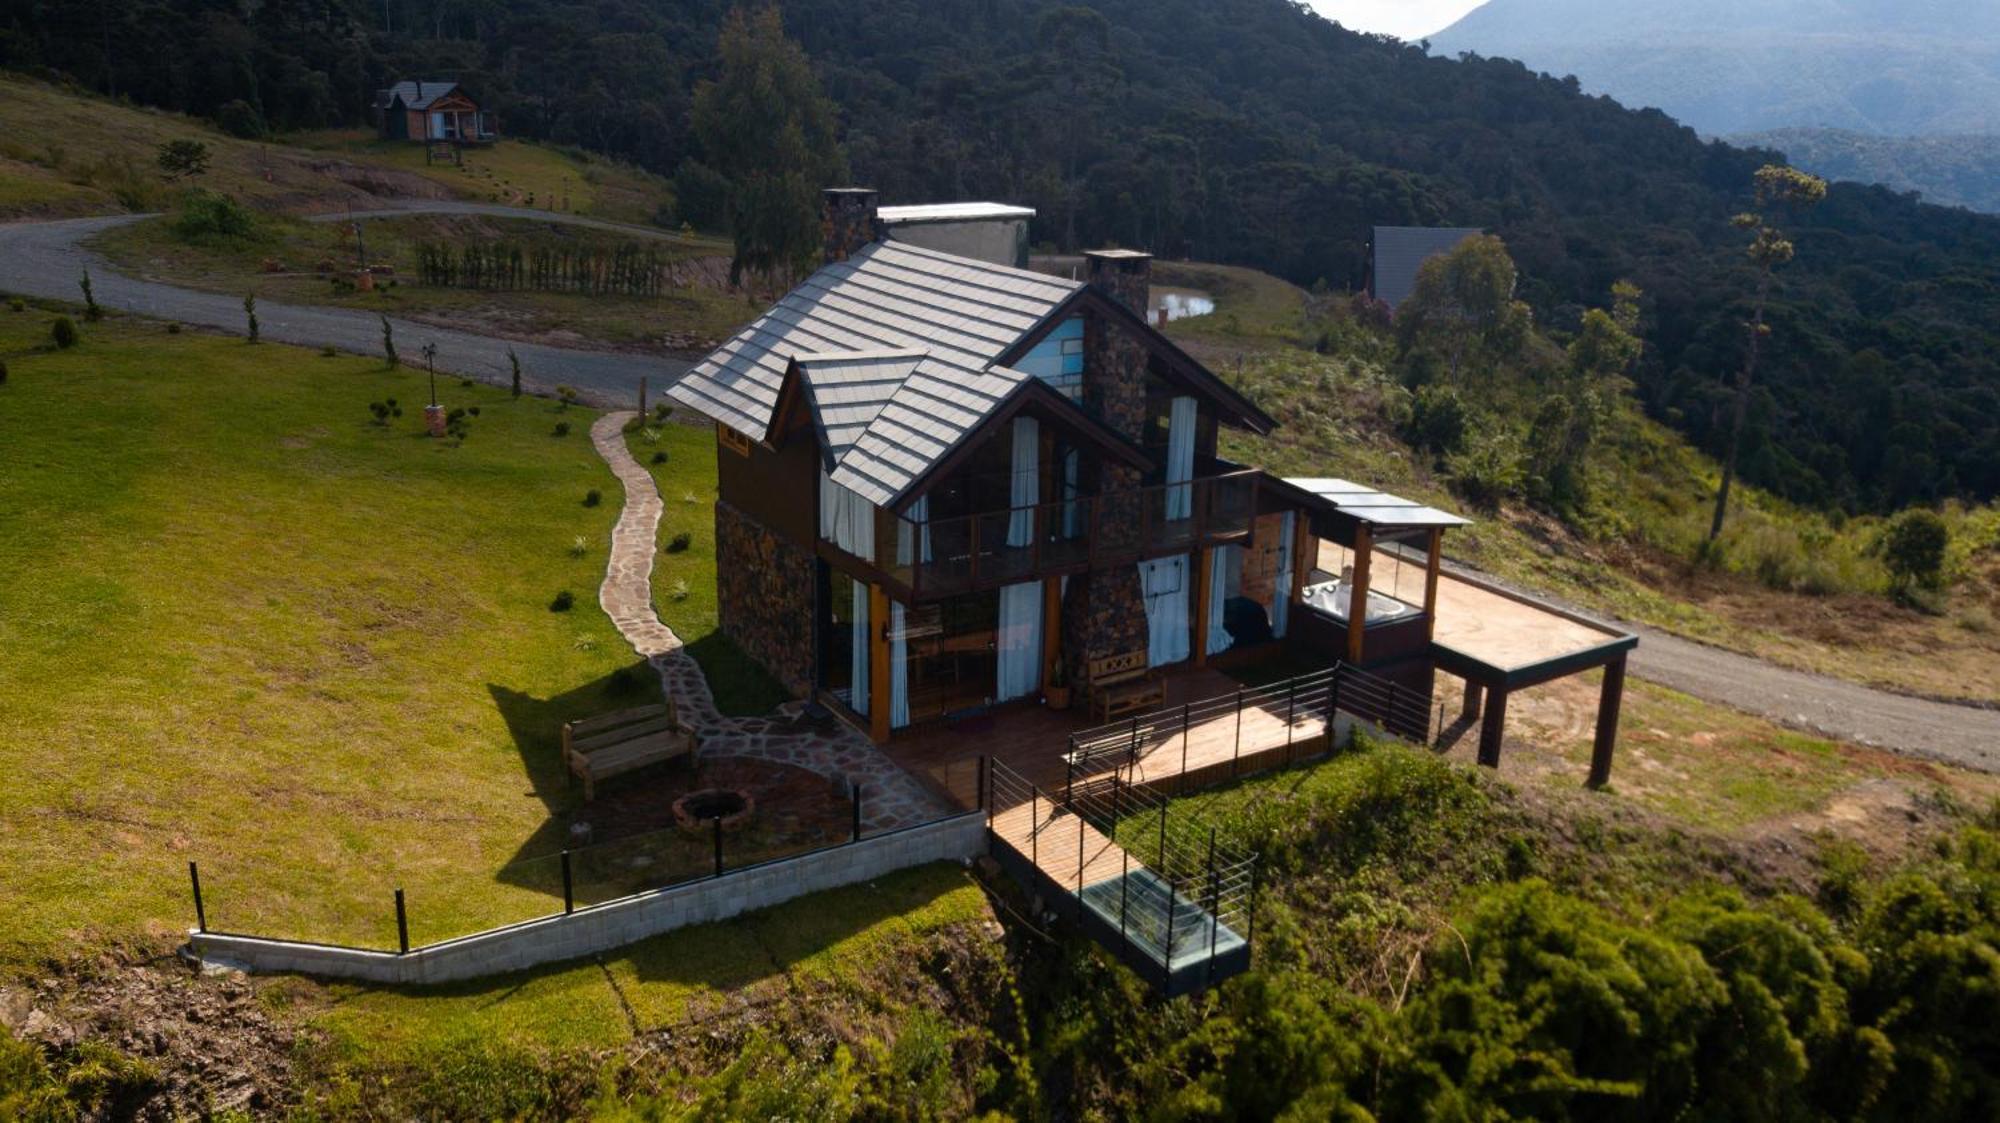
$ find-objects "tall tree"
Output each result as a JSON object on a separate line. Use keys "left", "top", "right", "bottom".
{"left": 1394, "top": 234, "right": 1533, "bottom": 384}
{"left": 1706, "top": 164, "right": 1827, "bottom": 545}
{"left": 689, "top": 6, "right": 847, "bottom": 287}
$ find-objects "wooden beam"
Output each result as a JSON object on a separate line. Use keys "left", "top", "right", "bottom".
{"left": 869, "top": 583, "right": 892, "bottom": 744}
{"left": 1423, "top": 527, "right": 1443, "bottom": 642}
{"left": 1192, "top": 547, "right": 1213, "bottom": 666}
{"left": 1042, "top": 576, "right": 1063, "bottom": 691}
{"left": 1461, "top": 679, "right": 1484, "bottom": 721}
{"left": 1589, "top": 656, "right": 1626, "bottom": 788}
{"left": 1477, "top": 687, "right": 1508, "bottom": 768}
{"left": 1345, "top": 525, "right": 1372, "bottom": 664}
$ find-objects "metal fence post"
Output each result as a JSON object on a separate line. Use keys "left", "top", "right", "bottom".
{"left": 1232, "top": 689, "right": 1244, "bottom": 776}
{"left": 1076, "top": 811, "right": 1085, "bottom": 896}
{"left": 561, "top": 850, "right": 574, "bottom": 915}
{"left": 188, "top": 861, "right": 205, "bottom": 933}
{"left": 852, "top": 783, "right": 863, "bottom": 842}
{"left": 1031, "top": 789, "right": 1039, "bottom": 866}
{"left": 712, "top": 816, "right": 724, "bottom": 878}
{"left": 1285, "top": 677, "right": 1298, "bottom": 758}
{"left": 1205, "top": 829, "right": 1221, "bottom": 984}
{"left": 1179, "top": 704, "right": 1191, "bottom": 793}
{"left": 394, "top": 888, "right": 409, "bottom": 955}
{"left": 977, "top": 754, "right": 988, "bottom": 814}
{"left": 1330, "top": 664, "right": 1344, "bottom": 751}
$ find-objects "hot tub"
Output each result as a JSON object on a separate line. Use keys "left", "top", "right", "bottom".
{"left": 1301, "top": 580, "right": 1416, "bottom": 625}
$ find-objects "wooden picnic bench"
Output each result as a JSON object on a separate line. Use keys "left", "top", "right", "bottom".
{"left": 562, "top": 701, "right": 697, "bottom": 800}
{"left": 1086, "top": 649, "right": 1165, "bottom": 723}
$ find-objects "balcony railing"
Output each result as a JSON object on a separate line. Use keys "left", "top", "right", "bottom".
{"left": 868, "top": 470, "right": 1260, "bottom": 599}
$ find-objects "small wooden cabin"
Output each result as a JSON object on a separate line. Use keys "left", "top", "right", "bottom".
{"left": 372, "top": 81, "right": 494, "bottom": 144}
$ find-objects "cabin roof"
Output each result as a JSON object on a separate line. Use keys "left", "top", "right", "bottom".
{"left": 374, "top": 81, "right": 470, "bottom": 110}
{"left": 668, "top": 239, "right": 1081, "bottom": 441}
{"left": 1370, "top": 226, "right": 1483, "bottom": 309}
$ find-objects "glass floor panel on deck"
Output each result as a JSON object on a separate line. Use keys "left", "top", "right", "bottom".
{"left": 1078, "top": 867, "right": 1246, "bottom": 974}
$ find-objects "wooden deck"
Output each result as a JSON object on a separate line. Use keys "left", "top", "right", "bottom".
{"left": 988, "top": 797, "right": 1132, "bottom": 891}
{"left": 885, "top": 663, "right": 1343, "bottom": 802}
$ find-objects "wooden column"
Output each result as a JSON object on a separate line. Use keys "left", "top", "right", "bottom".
{"left": 1476, "top": 687, "right": 1508, "bottom": 768}
{"left": 1345, "top": 525, "right": 1372, "bottom": 665}
{"left": 1192, "top": 547, "right": 1214, "bottom": 666}
{"left": 1589, "top": 656, "right": 1627, "bottom": 788}
{"left": 1461, "top": 678, "right": 1484, "bottom": 721}
{"left": 1423, "top": 528, "right": 1443, "bottom": 642}
{"left": 1041, "top": 576, "right": 1063, "bottom": 691}
{"left": 868, "top": 583, "right": 892, "bottom": 744}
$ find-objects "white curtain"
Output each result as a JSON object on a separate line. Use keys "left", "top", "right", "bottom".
{"left": 1138, "top": 554, "right": 1191, "bottom": 667}
{"left": 1007, "top": 417, "right": 1039, "bottom": 547}
{"left": 896, "top": 495, "right": 933, "bottom": 566}
{"left": 819, "top": 470, "right": 877, "bottom": 558}
{"left": 1206, "top": 547, "right": 1233, "bottom": 656}
{"left": 995, "top": 581, "right": 1043, "bottom": 702}
{"left": 1165, "top": 395, "right": 1196, "bottom": 520}
{"left": 1272, "top": 512, "right": 1296, "bottom": 639}
{"left": 890, "top": 602, "right": 910, "bottom": 729}
{"left": 850, "top": 580, "right": 870, "bottom": 716}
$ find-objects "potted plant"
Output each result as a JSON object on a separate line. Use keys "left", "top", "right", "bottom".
{"left": 1044, "top": 658, "right": 1072, "bottom": 711}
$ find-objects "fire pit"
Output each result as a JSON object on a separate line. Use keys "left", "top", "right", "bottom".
{"left": 671, "top": 788, "right": 755, "bottom": 834}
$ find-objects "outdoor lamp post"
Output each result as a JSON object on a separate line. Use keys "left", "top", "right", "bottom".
{"left": 422, "top": 343, "right": 446, "bottom": 437}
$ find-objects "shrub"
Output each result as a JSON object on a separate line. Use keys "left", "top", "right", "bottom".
{"left": 650, "top": 450, "right": 668, "bottom": 465}
{"left": 368, "top": 401, "right": 392, "bottom": 425}
{"left": 552, "top": 421, "right": 571, "bottom": 437}
{"left": 1402, "top": 384, "right": 1468, "bottom": 455}
{"left": 171, "top": 189, "right": 255, "bottom": 242}
{"left": 467, "top": 406, "right": 480, "bottom": 417}
{"left": 165, "top": 322, "right": 180, "bottom": 334}
{"left": 319, "top": 345, "right": 336, "bottom": 358}
{"left": 653, "top": 402, "right": 675, "bottom": 422}
{"left": 583, "top": 489, "right": 602, "bottom": 508}
{"left": 242, "top": 292, "right": 258, "bottom": 343}
{"left": 1445, "top": 431, "right": 1523, "bottom": 509}
{"left": 155, "top": 138, "right": 211, "bottom": 182}
{"left": 666, "top": 531, "right": 692, "bottom": 553}
{"left": 213, "top": 98, "right": 263, "bottom": 138}
{"left": 0, "top": 358, "right": 8, "bottom": 385}
{"left": 380, "top": 315, "right": 398, "bottom": 368}
{"left": 569, "top": 536, "right": 588, "bottom": 558}
{"left": 549, "top": 591, "right": 575, "bottom": 612}
{"left": 8, "top": 298, "right": 25, "bottom": 312}
{"left": 78, "top": 269, "right": 100, "bottom": 321}
{"left": 50, "top": 316, "right": 78, "bottom": 349}
{"left": 1881, "top": 509, "right": 1949, "bottom": 592}
{"left": 508, "top": 347, "right": 523, "bottom": 398}
{"left": 668, "top": 578, "right": 690, "bottom": 601}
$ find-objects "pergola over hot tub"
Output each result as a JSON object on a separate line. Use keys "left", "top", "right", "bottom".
{"left": 1272, "top": 477, "right": 1638, "bottom": 786}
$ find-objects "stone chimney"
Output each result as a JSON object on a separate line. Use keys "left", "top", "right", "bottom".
{"left": 1084, "top": 248, "right": 1152, "bottom": 315}
{"left": 822, "top": 187, "right": 882, "bottom": 264}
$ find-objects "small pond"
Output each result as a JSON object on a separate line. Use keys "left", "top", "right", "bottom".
{"left": 1150, "top": 286, "right": 1215, "bottom": 321}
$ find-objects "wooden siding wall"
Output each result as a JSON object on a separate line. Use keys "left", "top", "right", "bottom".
{"left": 717, "top": 429, "right": 819, "bottom": 547}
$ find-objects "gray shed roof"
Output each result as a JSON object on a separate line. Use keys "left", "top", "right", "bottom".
{"left": 1283, "top": 478, "right": 1473, "bottom": 530}
{"left": 1370, "top": 226, "right": 1483, "bottom": 310}
{"left": 878, "top": 202, "right": 1036, "bottom": 225}
{"left": 374, "top": 81, "right": 467, "bottom": 110}
{"left": 667, "top": 239, "right": 1080, "bottom": 441}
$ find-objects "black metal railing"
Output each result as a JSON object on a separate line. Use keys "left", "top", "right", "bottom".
{"left": 1065, "top": 662, "right": 1437, "bottom": 794}
{"left": 867, "top": 470, "right": 1260, "bottom": 599}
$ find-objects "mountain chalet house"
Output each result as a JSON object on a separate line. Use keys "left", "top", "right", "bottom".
{"left": 668, "top": 190, "right": 1636, "bottom": 785}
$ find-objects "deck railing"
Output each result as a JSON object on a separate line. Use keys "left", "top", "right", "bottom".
{"left": 1065, "top": 662, "right": 1436, "bottom": 795}
{"left": 872, "top": 469, "right": 1260, "bottom": 599}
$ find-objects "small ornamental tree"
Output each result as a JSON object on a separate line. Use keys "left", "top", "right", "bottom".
{"left": 1880, "top": 509, "right": 1949, "bottom": 592}
{"left": 380, "top": 315, "right": 398, "bottom": 368}
{"left": 156, "top": 138, "right": 211, "bottom": 182}
{"left": 78, "top": 269, "right": 100, "bottom": 321}
{"left": 508, "top": 346, "right": 523, "bottom": 398}
{"left": 243, "top": 292, "right": 259, "bottom": 343}
{"left": 50, "top": 316, "right": 78, "bottom": 349}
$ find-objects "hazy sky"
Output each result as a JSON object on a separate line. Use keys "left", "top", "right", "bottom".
{"left": 1305, "top": 1, "right": 1487, "bottom": 40}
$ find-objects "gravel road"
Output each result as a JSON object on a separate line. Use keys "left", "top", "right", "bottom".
{"left": 0, "top": 212, "right": 688, "bottom": 406}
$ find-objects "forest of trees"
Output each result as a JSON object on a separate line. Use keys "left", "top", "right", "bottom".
{"left": 4, "top": 0, "right": 1999, "bottom": 512}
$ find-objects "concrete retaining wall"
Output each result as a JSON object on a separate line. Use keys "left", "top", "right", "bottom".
{"left": 186, "top": 812, "right": 987, "bottom": 985}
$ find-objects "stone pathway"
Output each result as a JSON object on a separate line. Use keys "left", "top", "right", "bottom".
{"left": 590, "top": 413, "right": 947, "bottom": 831}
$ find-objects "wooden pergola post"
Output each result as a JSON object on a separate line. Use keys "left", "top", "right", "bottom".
{"left": 1477, "top": 687, "right": 1508, "bottom": 768}
{"left": 1423, "top": 527, "right": 1443, "bottom": 642}
{"left": 1192, "top": 547, "right": 1214, "bottom": 666}
{"left": 1345, "top": 525, "right": 1372, "bottom": 664}
{"left": 869, "top": 583, "right": 892, "bottom": 744}
{"left": 1589, "top": 656, "right": 1627, "bottom": 788}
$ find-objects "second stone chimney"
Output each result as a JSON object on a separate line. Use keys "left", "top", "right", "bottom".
{"left": 822, "top": 187, "right": 882, "bottom": 265}
{"left": 1082, "top": 249, "right": 1154, "bottom": 444}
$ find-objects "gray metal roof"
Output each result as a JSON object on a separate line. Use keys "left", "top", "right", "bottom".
{"left": 793, "top": 350, "right": 925, "bottom": 470}
{"left": 832, "top": 359, "right": 1034, "bottom": 507}
{"left": 879, "top": 202, "right": 1036, "bottom": 225}
{"left": 667, "top": 239, "right": 1080, "bottom": 440}
{"left": 1370, "top": 226, "right": 1483, "bottom": 310}
{"left": 1283, "top": 478, "right": 1473, "bottom": 529}
{"left": 374, "top": 81, "right": 466, "bottom": 110}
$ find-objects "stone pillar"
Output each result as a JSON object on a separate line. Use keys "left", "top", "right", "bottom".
{"left": 822, "top": 188, "right": 881, "bottom": 264}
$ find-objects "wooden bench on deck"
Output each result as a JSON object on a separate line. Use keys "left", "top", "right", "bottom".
{"left": 562, "top": 702, "right": 697, "bottom": 800}
{"left": 1086, "top": 650, "right": 1165, "bottom": 723}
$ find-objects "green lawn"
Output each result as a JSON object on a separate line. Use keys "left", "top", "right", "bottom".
{"left": 623, "top": 419, "right": 792, "bottom": 716}
{"left": 0, "top": 310, "right": 711, "bottom": 958}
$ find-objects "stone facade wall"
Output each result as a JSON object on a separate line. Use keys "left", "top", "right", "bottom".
{"left": 187, "top": 813, "right": 988, "bottom": 985}
{"left": 1083, "top": 250, "right": 1154, "bottom": 444}
{"left": 822, "top": 188, "right": 882, "bottom": 264}
{"left": 1063, "top": 564, "right": 1149, "bottom": 706}
{"left": 715, "top": 500, "right": 815, "bottom": 698}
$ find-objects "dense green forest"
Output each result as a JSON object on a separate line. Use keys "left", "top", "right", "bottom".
{"left": 5, "top": 0, "right": 2000, "bottom": 511}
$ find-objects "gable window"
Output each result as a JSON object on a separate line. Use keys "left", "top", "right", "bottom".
{"left": 1015, "top": 316, "right": 1085, "bottom": 400}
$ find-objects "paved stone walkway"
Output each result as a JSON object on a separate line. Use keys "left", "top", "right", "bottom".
{"left": 590, "top": 413, "right": 947, "bottom": 831}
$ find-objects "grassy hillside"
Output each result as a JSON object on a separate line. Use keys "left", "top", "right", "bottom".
{"left": 0, "top": 73, "right": 672, "bottom": 223}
